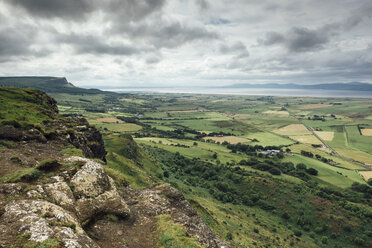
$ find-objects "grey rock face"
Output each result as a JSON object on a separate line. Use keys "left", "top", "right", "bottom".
{"left": 0, "top": 157, "right": 130, "bottom": 247}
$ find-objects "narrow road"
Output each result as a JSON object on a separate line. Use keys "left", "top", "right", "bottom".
{"left": 304, "top": 124, "right": 340, "bottom": 156}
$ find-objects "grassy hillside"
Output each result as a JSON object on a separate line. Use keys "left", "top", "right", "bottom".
{"left": 101, "top": 134, "right": 372, "bottom": 247}
{"left": 0, "top": 87, "right": 59, "bottom": 127}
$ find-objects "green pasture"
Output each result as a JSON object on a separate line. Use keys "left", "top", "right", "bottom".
{"left": 243, "top": 132, "right": 295, "bottom": 146}
{"left": 135, "top": 137, "right": 245, "bottom": 164}
{"left": 283, "top": 155, "right": 365, "bottom": 188}
{"left": 344, "top": 125, "right": 372, "bottom": 154}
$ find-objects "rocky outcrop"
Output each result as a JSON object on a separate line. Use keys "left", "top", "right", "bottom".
{"left": 2, "top": 199, "right": 99, "bottom": 248}
{"left": 121, "top": 183, "right": 229, "bottom": 248}
{"left": 67, "top": 125, "right": 107, "bottom": 161}
{"left": 0, "top": 157, "right": 129, "bottom": 248}
{"left": 0, "top": 125, "right": 47, "bottom": 143}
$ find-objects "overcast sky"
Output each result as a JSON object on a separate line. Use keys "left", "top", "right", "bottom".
{"left": 0, "top": 0, "right": 371, "bottom": 88}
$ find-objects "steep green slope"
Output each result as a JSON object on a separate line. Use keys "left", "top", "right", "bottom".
{"left": 0, "top": 76, "right": 107, "bottom": 94}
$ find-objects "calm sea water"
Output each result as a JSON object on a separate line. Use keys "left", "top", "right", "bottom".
{"left": 104, "top": 87, "right": 372, "bottom": 98}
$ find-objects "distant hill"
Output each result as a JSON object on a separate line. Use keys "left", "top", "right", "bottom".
{"left": 0, "top": 76, "right": 110, "bottom": 94}
{"left": 227, "top": 82, "right": 372, "bottom": 91}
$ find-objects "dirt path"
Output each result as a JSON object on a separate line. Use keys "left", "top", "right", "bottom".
{"left": 87, "top": 216, "right": 157, "bottom": 248}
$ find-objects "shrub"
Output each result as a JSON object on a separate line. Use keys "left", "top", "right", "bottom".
{"left": 306, "top": 168, "right": 318, "bottom": 176}
{"left": 321, "top": 236, "right": 328, "bottom": 244}
{"left": 281, "top": 212, "right": 290, "bottom": 220}
{"left": 1, "top": 120, "right": 21, "bottom": 128}
{"left": 294, "top": 230, "right": 302, "bottom": 237}
{"left": 367, "top": 178, "right": 372, "bottom": 186}
{"left": 163, "top": 171, "right": 169, "bottom": 178}
{"left": 296, "top": 163, "right": 307, "bottom": 170}
{"left": 269, "top": 167, "right": 281, "bottom": 175}
{"left": 226, "top": 232, "right": 233, "bottom": 240}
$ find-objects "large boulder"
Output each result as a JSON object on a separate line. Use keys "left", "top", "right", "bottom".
{"left": 68, "top": 157, "right": 130, "bottom": 225}
{"left": 1, "top": 199, "right": 99, "bottom": 248}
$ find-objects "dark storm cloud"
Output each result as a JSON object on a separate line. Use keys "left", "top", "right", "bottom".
{"left": 5, "top": 0, "right": 96, "bottom": 20}
{"left": 4, "top": 0, "right": 165, "bottom": 22}
{"left": 112, "top": 21, "right": 219, "bottom": 49}
{"left": 260, "top": 27, "right": 330, "bottom": 53}
{"left": 4, "top": 0, "right": 218, "bottom": 51}
{"left": 57, "top": 33, "right": 146, "bottom": 56}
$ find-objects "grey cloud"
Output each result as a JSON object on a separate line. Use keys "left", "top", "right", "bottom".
{"left": 219, "top": 41, "right": 249, "bottom": 58}
{"left": 145, "top": 55, "right": 162, "bottom": 64}
{"left": 261, "top": 32, "right": 285, "bottom": 46}
{"left": 260, "top": 2, "right": 372, "bottom": 53}
{"left": 0, "top": 26, "right": 50, "bottom": 59}
{"left": 113, "top": 21, "right": 219, "bottom": 49}
{"left": 57, "top": 33, "right": 146, "bottom": 55}
{"left": 0, "top": 29, "right": 31, "bottom": 56}
{"left": 104, "top": 0, "right": 165, "bottom": 22}
{"left": 286, "top": 27, "right": 329, "bottom": 52}
{"left": 343, "top": 2, "right": 372, "bottom": 30}
{"left": 5, "top": 0, "right": 96, "bottom": 20}
{"left": 209, "top": 18, "right": 231, "bottom": 25}
{"left": 194, "top": 0, "right": 210, "bottom": 11}
{"left": 4, "top": 0, "right": 165, "bottom": 22}
{"left": 261, "top": 27, "right": 330, "bottom": 53}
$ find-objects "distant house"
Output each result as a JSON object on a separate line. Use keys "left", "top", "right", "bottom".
{"left": 260, "top": 150, "right": 281, "bottom": 156}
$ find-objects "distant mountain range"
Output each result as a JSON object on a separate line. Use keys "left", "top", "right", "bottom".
{"left": 2, "top": 77, "right": 372, "bottom": 93}
{"left": 226, "top": 82, "right": 372, "bottom": 91}
{"left": 0, "top": 77, "right": 111, "bottom": 94}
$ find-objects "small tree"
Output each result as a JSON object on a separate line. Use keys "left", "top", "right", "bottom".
{"left": 368, "top": 178, "right": 372, "bottom": 186}
{"left": 296, "top": 163, "right": 307, "bottom": 170}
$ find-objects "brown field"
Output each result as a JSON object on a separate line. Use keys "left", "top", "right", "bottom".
{"left": 361, "top": 129, "right": 372, "bottom": 136}
{"left": 263, "top": 110, "right": 289, "bottom": 116}
{"left": 300, "top": 104, "right": 333, "bottom": 110}
{"left": 359, "top": 171, "right": 372, "bottom": 180}
{"left": 273, "top": 124, "right": 311, "bottom": 136}
{"left": 120, "top": 98, "right": 133, "bottom": 102}
{"left": 348, "top": 114, "right": 367, "bottom": 119}
{"left": 314, "top": 131, "right": 334, "bottom": 141}
{"left": 335, "top": 148, "right": 372, "bottom": 165}
{"left": 96, "top": 118, "right": 124, "bottom": 123}
{"left": 290, "top": 135, "right": 322, "bottom": 144}
{"left": 198, "top": 131, "right": 212, "bottom": 134}
{"left": 168, "top": 109, "right": 209, "bottom": 113}
{"left": 223, "top": 113, "right": 251, "bottom": 119}
{"left": 203, "top": 136, "right": 251, "bottom": 144}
